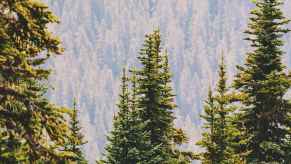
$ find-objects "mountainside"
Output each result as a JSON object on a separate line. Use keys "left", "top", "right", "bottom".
{"left": 44, "top": 0, "right": 291, "bottom": 163}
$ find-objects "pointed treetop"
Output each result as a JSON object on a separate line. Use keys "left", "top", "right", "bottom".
{"left": 217, "top": 53, "right": 227, "bottom": 95}
{"left": 117, "top": 67, "right": 130, "bottom": 116}
{"left": 73, "top": 97, "right": 77, "bottom": 110}
{"left": 122, "top": 67, "right": 127, "bottom": 82}
{"left": 207, "top": 85, "right": 213, "bottom": 99}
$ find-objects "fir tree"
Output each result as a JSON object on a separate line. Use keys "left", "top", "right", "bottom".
{"left": 104, "top": 68, "right": 131, "bottom": 163}
{"left": 214, "top": 55, "right": 230, "bottom": 163}
{"left": 214, "top": 56, "right": 243, "bottom": 163}
{"left": 136, "top": 30, "right": 171, "bottom": 161}
{"left": 64, "top": 100, "right": 87, "bottom": 163}
{"left": 197, "top": 56, "right": 242, "bottom": 164}
{"left": 126, "top": 68, "right": 162, "bottom": 163}
{"left": 197, "top": 88, "right": 220, "bottom": 164}
{"left": 234, "top": 0, "right": 291, "bottom": 163}
{"left": 136, "top": 30, "right": 190, "bottom": 163}
{"left": 0, "top": 0, "right": 73, "bottom": 162}
{"left": 103, "top": 68, "right": 157, "bottom": 164}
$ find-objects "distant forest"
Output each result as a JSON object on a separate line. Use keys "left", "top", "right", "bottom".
{"left": 0, "top": 0, "right": 291, "bottom": 164}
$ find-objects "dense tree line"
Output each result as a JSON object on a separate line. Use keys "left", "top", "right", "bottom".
{"left": 197, "top": 0, "right": 291, "bottom": 163}
{"left": 101, "top": 31, "right": 192, "bottom": 164}
{"left": 1, "top": 0, "right": 290, "bottom": 163}
{"left": 104, "top": 0, "right": 291, "bottom": 163}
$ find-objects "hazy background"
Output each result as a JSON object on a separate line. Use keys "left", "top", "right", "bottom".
{"left": 44, "top": 0, "right": 291, "bottom": 163}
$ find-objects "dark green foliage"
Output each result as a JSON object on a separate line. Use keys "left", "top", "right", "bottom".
{"left": 136, "top": 30, "right": 191, "bottom": 163}
{"left": 64, "top": 100, "right": 87, "bottom": 163}
{"left": 103, "top": 68, "right": 131, "bottom": 163}
{"left": 0, "top": 0, "right": 74, "bottom": 162}
{"left": 136, "top": 30, "right": 175, "bottom": 161}
{"left": 103, "top": 31, "right": 191, "bottom": 163}
{"left": 197, "top": 88, "right": 221, "bottom": 164}
{"left": 234, "top": 0, "right": 291, "bottom": 163}
{"left": 136, "top": 31, "right": 171, "bottom": 151}
{"left": 215, "top": 56, "right": 228, "bottom": 163}
{"left": 197, "top": 56, "right": 243, "bottom": 164}
{"left": 103, "top": 69, "right": 157, "bottom": 164}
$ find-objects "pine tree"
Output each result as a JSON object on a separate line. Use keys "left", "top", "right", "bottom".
{"left": 136, "top": 30, "right": 190, "bottom": 163}
{"left": 104, "top": 68, "right": 131, "bottom": 163}
{"left": 0, "top": 0, "right": 73, "bottom": 162}
{"left": 137, "top": 31, "right": 172, "bottom": 161}
{"left": 103, "top": 68, "right": 157, "bottom": 164}
{"left": 136, "top": 30, "right": 171, "bottom": 161}
{"left": 197, "top": 88, "right": 220, "bottom": 164}
{"left": 197, "top": 56, "right": 242, "bottom": 164}
{"left": 214, "top": 56, "right": 243, "bottom": 163}
{"left": 214, "top": 55, "right": 230, "bottom": 163}
{"left": 234, "top": 0, "right": 291, "bottom": 163}
{"left": 64, "top": 100, "right": 87, "bottom": 163}
{"left": 160, "top": 50, "right": 176, "bottom": 143}
{"left": 126, "top": 68, "right": 162, "bottom": 163}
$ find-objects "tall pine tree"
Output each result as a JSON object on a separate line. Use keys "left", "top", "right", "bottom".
{"left": 136, "top": 30, "right": 190, "bottom": 163}
{"left": 136, "top": 30, "right": 171, "bottom": 161}
{"left": 64, "top": 100, "right": 87, "bottom": 163}
{"left": 197, "top": 88, "right": 220, "bottom": 164}
{"left": 104, "top": 68, "right": 131, "bottom": 163}
{"left": 103, "top": 68, "right": 157, "bottom": 164}
{"left": 234, "top": 0, "right": 291, "bottom": 163}
{"left": 0, "top": 0, "right": 73, "bottom": 162}
{"left": 197, "top": 56, "right": 242, "bottom": 164}
{"left": 127, "top": 68, "right": 162, "bottom": 163}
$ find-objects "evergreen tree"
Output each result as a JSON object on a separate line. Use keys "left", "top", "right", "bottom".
{"left": 136, "top": 30, "right": 171, "bottom": 161}
{"left": 160, "top": 50, "right": 176, "bottom": 144}
{"left": 103, "top": 31, "right": 192, "bottom": 164}
{"left": 0, "top": 0, "right": 73, "bottom": 162}
{"left": 197, "top": 56, "right": 242, "bottom": 164}
{"left": 214, "top": 56, "right": 243, "bottom": 163}
{"left": 103, "top": 68, "right": 157, "bottom": 164}
{"left": 197, "top": 88, "right": 220, "bottom": 164}
{"left": 234, "top": 0, "right": 291, "bottom": 163}
{"left": 127, "top": 68, "right": 162, "bottom": 163}
{"left": 64, "top": 100, "right": 87, "bottom": 163}
{"left": 136, "top": 30, "right": 190, "bottom": 163}
{"left": 213, "top": 55, "right": 232, "bottom": 163}
{"left": 104, "top": 68, "right": 131, "bottom": 163}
